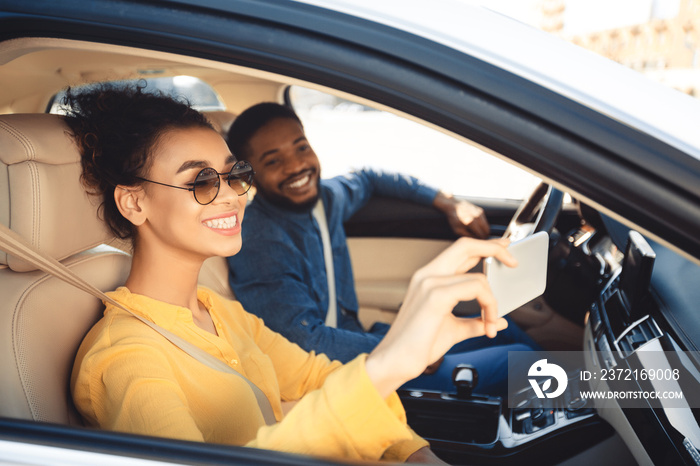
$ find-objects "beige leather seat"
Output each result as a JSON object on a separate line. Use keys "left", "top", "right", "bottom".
{"left": 204, "top": 110, "right": 237, "bottom": 138}
{"left": 0, "top": 113, "right": 234, "bottom": 426}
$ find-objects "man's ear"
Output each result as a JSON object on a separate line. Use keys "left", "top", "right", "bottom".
{"left": 114, "top": 185, "right": 147, "bottom": 227}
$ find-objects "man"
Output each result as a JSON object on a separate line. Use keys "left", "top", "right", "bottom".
{"left": 226, "top": 103, "right": 538, "bottom": 395}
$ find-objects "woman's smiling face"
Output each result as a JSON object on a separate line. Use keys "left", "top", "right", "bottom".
{"left": 135, "top": 126, "right": 247, "bottom": 262}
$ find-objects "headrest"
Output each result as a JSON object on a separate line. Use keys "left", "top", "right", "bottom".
{"left": 204, "top": 111, "right": 237, "bottom": 138}
{"left": 0, "top": 114, "right": 113, "bottom": 272}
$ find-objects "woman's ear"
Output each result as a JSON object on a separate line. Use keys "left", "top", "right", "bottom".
{"left": 114, "top": 185, "right": 147, "bottom": 227}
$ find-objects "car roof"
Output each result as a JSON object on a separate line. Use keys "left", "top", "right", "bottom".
{"left": 293, "top": 0, "right": 700, "bottom": 161}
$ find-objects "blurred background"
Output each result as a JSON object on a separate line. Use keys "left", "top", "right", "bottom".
{"left": 290, "top": 0, "right": 699, "bottom": 201}
{"left": 486, "top": 0, "right": 700, "bottom": 96}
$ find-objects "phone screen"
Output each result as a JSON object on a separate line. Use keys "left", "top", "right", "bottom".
{"left": 452, "top": 232, "right": 549, "bottom": 318}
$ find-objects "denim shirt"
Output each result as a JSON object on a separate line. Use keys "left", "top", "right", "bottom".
{"left": 228, "top": 169, "right": 437, "bottom": 363}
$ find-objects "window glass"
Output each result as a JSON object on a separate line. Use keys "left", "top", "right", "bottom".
{"left": 288, "top": 86, "right": 540, "bottom": 200}
{"left": 49, "top": 76, "right": 225, "bottom": 114}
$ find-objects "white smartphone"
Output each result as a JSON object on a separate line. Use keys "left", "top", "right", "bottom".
{"left": 484, "top": 230, "right": 549, "bottom": 317}
{"left": 451, "top": 231, "right": 549, "bottom": 318}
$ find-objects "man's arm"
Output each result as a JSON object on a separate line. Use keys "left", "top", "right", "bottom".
{"left": 328, "top": 169, "right": 489, "bottom": 238}
{"left": 326, "top": 168, "right": 437, "bottom": 222}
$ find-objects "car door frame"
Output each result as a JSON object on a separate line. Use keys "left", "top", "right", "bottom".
{"left": 1, "top": 0, "right": 700, "bottom": 464}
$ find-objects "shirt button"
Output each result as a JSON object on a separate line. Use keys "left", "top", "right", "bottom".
{"left": 230, "top": 359, "right": 238, "bottom": 365}
{"left": 301, "top": 320, "right": 308, "bottom": 326}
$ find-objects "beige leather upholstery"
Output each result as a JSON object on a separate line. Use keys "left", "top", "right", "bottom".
{"left": 0, "top": 114, "right": 113, "bottom": 272}
{"left": 0, "top": 247, "right": 131, "bottom": 424}
{"left": 0, "top": 114, "right": 131, "bottom": 425}
{"left": 0, "top": 113, "right": 235, "bottom": 426}
{"left": 348, "top": 237, "right": 451, "bottom": 328}
{"left": 203, "top": 110, "right": 237, "bottom": 138}
{"left": 201, "top": 256, "right": 235, "bottom": 300}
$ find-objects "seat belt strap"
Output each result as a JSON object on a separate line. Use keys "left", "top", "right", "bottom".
{"left": 0, "top": 222, "right": 276, "bottom": 426}
{"left": 312, "top": 198, "right": 338, "bottom": 328}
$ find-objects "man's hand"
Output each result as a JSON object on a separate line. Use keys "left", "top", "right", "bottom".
{"left": 433, "top": 191, "right": 489, "bottom": 239}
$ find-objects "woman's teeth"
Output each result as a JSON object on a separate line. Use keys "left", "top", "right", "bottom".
{"left": 287, "top": 175, "right": 310, "bottom": 189}
{"left": 204, "top": 215, "right": 237, "bottom": 229}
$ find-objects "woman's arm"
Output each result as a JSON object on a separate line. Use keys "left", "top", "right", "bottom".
{"left": 74, "top": 321, "right": 422, "bottom": 460}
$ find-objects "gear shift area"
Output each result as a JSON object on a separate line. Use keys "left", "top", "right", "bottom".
{"left": 398, "top": 365, "right": 502, "bottom": 446}
{"left": 452, "top": 364, "right": 478, "bottom": 399}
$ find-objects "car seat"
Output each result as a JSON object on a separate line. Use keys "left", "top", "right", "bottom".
{"left": 0, "top": 113, "right": 234, "bottom": 426}
{"left": 204, "top": 110, "right": 237, "bottom": 138}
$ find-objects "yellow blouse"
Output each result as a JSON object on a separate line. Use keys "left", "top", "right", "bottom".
{"left": 70, "top": 286, "right": 427, "bottom": 461}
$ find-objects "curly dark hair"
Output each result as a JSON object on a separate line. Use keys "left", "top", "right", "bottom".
{"left": 62, "top": 83, "right": 213, "bottom": 240}
{"left": 226, "top": 102, "right": 302, "bottom": 161}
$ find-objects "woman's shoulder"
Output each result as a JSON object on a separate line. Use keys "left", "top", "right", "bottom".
{"left": 79, "top": 287, "right": 178, "bottom": 353}
{"left": 82, "top": 304, "right": 166, "bottom": 352}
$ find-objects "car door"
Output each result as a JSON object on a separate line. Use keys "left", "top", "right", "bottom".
{"left": 2, "top": 1, "right": 700, "bottom": 465}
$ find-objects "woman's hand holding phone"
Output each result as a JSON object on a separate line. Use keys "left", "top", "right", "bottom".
{"left": 365, "top": 237, "right": 517, "bottom": 398}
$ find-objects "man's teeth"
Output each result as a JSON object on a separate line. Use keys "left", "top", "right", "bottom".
{"left": 204, "top": 215, "right": 237, "bottom": 229}
{"left": 287, "top": 175, "right": 310, "bottom": 189}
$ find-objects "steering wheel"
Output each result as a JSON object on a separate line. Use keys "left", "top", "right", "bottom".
{"left": 503, "top": 182, "right": 563, "bottom": 241}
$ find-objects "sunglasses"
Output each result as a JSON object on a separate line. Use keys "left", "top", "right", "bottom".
{"left": 136, "top": 160, "right": 255, "bottom": 205}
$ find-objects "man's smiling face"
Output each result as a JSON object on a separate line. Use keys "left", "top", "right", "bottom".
{"left": 245, "top": 117, "right": 321, "bottom": 211}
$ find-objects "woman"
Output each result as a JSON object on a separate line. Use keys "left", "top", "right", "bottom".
{"left": 67, "top": 85, "right": 516, "bottom": 463}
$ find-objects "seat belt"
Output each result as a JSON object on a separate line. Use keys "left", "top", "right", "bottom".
{"left": 0, "top": 222, "right": 276, "bottom": 426}
{"left": 312, "top": 198, "right": 337, "bottom": 328}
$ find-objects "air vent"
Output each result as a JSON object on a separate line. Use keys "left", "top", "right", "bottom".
{"left": 616, "top": 316, "right": 662, "bottom": 357}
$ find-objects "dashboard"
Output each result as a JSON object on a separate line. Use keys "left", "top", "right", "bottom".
{"left": 354, "top": 197, "right": 700, "bottom": 465}
{"left": 579, "top": 213, "right": 700, "bottom": 465}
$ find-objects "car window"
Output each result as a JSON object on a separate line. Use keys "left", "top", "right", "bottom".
{"left": 48, "top": 76, "right": 226, "bottom": 114}
{"left": 287, "top": 86, "right": 541, "bottom": 201}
